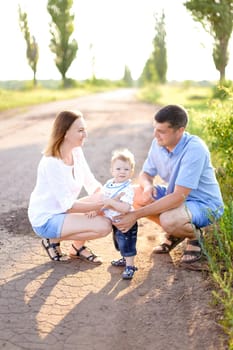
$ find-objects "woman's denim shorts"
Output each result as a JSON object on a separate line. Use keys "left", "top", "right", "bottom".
{"left": 32, "top": 213, "right": 66, "bottom": 239}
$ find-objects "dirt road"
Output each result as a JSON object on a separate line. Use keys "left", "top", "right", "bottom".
{"left": 0, "top": 89, "right": 227, "bottom": 349}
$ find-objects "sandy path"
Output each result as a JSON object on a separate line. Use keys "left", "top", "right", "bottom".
{"left": 0, "top": 89, "right": 227, "bottom": 349}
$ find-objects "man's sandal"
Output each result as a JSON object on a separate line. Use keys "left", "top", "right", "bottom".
{"left": 181, "top": 229, "right": 204, "bottom": 264}
{"left": 69, "top": 245, "right": 103, "bottom": 265}
{"left": 111, "top": 257, "right": 126, "bottom": 267}
{"left": 41, "top": 238, "right": 66, "bottom": 261}
{"left": 153, "top": 235, "right": 185, "bottom": 254}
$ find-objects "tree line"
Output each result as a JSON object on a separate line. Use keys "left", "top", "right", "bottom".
{"left": 18, "top": 0, "right": 233, "bottom": 87}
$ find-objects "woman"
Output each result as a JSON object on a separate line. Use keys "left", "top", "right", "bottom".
{"left": 28, "top": 110, "right": 112, "bottom": 263}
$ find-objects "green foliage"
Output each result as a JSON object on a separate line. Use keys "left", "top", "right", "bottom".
{"left": 139, "top": 11, "right": 167, "bottom": 85}
{"left": 0, "top": 80, "right": 121, "bottom": 112}
{"left": 137, "top": 83, "right": 161, "bottom": 103}
{"left": 212, "top": 80, "right": 233, "bottom": 100}
{"left": 152, "top": 11, "right": 167, "bottom": 83}
{"left": 18, "top": 5, "right": 39, "bottom": 86}
{"left": 204, "top": 203, "right": 233, "bottom": 345}
{"left": 139, "top": 58, "right": 158, "bottom": 85}
{"left": 204, "top": 99, "right": 233, "bottom": 201}
{"left": 184, "top": 0, "right": 233, "bottom": 82}
{"left": 137, "top": 82, "right": 211, "bottom": 111}
{"left": 123, "top": 66, "right": 133, "bottom": 86}
{"left": 47, "top": 0, "right": 78, "bottom": 86}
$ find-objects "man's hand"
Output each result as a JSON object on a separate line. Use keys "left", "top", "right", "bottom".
{"left": 114, "top": 211, "right": 137, "bottom": 232}
{"left": 135, "top": 184, "right": 155, "bottom": 206}
{"left": 142, "top": 185, "right": 155, "bottom": 204}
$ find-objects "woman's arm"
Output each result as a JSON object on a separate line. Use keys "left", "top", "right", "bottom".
{"left": 102, "top": 198, "right": 131, "bottom": 214}
{"left": 67, "top": 198, "right": 104, "bottom": 213}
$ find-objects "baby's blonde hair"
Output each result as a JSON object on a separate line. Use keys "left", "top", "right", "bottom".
{"left": 111, "top": 148, "right": 135, "bottom": 173}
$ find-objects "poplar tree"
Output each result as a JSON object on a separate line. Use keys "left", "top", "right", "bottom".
{"left": 139, "top": 11, "right": 167, "bottom": 84}
{"left": 152, "top": 11, "right": 167, "bottom": 83}
{"left": 184, "top": 0, "right": 233, "bottom": 82}
{"left": 18, "top": 5, "right": 39, "bottom": 86}
{"left": 123, "top": 66, "right": 133, "bottom": 86}
{"left": 47, "top": 0, "right": 78, "bottom": 86}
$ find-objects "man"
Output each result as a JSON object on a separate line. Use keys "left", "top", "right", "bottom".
{"left": 116, "top": 105, "right": 224, "bottom": 264}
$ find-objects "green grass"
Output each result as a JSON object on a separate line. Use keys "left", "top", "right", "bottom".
{"left": 137, "top": 81, "right": 213, "bottom": 137}
{"left": 0, "top": 87, "right": 86, "bottom": 111}
{"left": 0, "top": 79, "right": 120, "bottom": 112}
{"left": 137, "top": 81, "right": 212, "bottom": 108}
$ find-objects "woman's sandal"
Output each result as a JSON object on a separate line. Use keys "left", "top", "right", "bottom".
{"left": 41, "top": 238, "right": 66, "bottom": 261}
{"left": 153, "top": 235, "right": 185, "bottom": 254}
{"left": 69, "top": 245, "right": 102, "bottom": 265}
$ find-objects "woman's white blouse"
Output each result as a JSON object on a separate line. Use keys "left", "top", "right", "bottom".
{"left": 28, "top": 147, "right": 101, "bottom": 226}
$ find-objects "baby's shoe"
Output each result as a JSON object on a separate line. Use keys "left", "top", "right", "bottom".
{"left": 111, "top": 257, "right": 126, "bottom": 267}
{"left": 122, "top": 265, "right": 138, "bottom": 280}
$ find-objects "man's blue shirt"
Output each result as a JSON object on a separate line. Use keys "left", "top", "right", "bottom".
{"left": 143, "top": 132, "right": 224, "bottom": 215}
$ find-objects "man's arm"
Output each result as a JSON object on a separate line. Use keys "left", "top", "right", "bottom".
{"left": 136, "top": 185, "right": 190, "bottom": 217}
{"left": 116, "top": 185, "right": 191, "bottom": 232}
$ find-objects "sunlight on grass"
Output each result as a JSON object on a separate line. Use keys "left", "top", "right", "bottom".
{"left": 137, "top": 81, "right": 212, "bottom": 109}
{"left": 137, "top": 82, "right": 213, "bottom": 137}
{"left": 0, "top": 82, "right": 118, "bottom": 112}
{"left": 0, "top": 87, "right": 89, "bottom": 112}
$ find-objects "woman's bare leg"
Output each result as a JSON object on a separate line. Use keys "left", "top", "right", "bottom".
{"left": 61, "top": 213, "right": 112, "bottom": 257}
{"left": 61, "top": 213, "right": 111, "bottom": 238}
{"left": 47, "top": 213, "right": 111, "bottom": 256}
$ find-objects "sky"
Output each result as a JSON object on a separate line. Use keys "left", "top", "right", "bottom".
{"left": 0, "top": 0, "right": 233, "bottom": 82}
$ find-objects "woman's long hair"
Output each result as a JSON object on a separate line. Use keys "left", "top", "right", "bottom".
{"left": 44, "top": 110, "right": 83, "bottom": 157}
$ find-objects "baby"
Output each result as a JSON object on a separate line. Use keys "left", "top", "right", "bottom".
{"left": 102, "top": 149, "right": 138, "bottom": 280}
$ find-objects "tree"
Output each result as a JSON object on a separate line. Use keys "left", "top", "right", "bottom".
{"left": 152, "top": 11, "right": 167, "bottom": 83}
{"left": 18, "top": 5, "right": 39, "bottom": 86}
{"left": 123, "top": 65, "right": 133, "bottom": 86}
{"left": 139, "top": 11, "right": 167, "bottom": 85}
{"left": 47, "top": 0, "right": 78, "bottom": 86}
{"left": 89, "top": 43, "right": 96, "bottom": 81}
{"left": 184, "top": 0, "right": 233, "bottom": 82}
{"left": 139, "top": 57, "right": 158, "bottom": 85}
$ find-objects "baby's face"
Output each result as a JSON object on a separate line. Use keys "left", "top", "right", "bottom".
{"left": 111, "top": 159, "right": 132, "bottom": 183}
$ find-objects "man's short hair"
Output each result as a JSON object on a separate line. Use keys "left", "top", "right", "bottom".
{"left": 154, "top": 105, "right": 188, "bottom": 129}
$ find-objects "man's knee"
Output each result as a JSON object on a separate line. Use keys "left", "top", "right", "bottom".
{"left": 159, "top": 212, "right": 175, "bottom": 233}
{"left": 159, "top": 206, "right": 189, "bottom": 233}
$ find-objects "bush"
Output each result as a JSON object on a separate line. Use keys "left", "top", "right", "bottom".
{"left": 212, "top": 80, "right": 233, "bottom": 100}
{"left": 204, "top": 202, "right": 233, "bottom": 347}
{"left": 204, "top": 100, "right": 233, "bottom": 202}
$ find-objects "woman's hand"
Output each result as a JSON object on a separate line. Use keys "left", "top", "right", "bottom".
{"left": 85, "top": 210, "right": 98, "bottom": 218}
{"left": 102, "top": 198, "right": 113, "bottom": 209}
